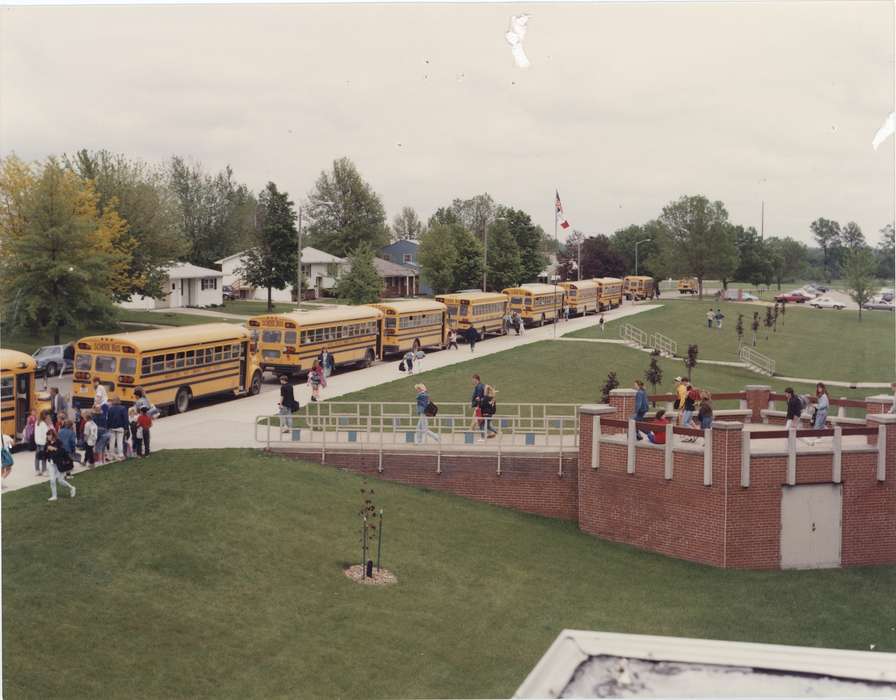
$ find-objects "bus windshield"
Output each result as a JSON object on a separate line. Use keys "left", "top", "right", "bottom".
{"left": 459, "top": 301, "right": 470, "bottom": 315}
{"left": 262, "top": 330, "right": 282, "bottom": 344}
{"left": 444, "top": 304, "right": 458, "bottom": 317}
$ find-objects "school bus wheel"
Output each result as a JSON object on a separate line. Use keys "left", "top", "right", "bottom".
{"left": 249, "top": 371, "right": 262, "bottom": 396}
{"left": 174, "top": 386, "right": 191, "bottom": 414}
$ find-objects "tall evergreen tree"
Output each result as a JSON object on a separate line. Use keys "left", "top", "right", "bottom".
{"left": 484, "top": 219, "right": 522, "bottom": 291}
{"left": 500, "top": 207, "right": 548, "bottom": 282}
{"left": 810, "top": 217, "right": 842, "bottom": 281}
{"left": 418, "top": 222, "right": 483, "bottom": 293}
{"left": 304, "top": 157, "right": 388, "bottom": 256}
{"left": 336, "top": 244, "right": 383, "bottom": 304}
{"left": 238, "top": 182, "right": 298, "bottom": 310}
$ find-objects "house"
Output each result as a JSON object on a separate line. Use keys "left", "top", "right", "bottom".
{"left": 372, "top": 258, "right": 420, "bottom": 297}
{"left": 214, "top": 247, "right": 348, "bottom": 301}
{"left": 379, "top": 239, "right": 431, "bottom": 295}
{"left": 119, "top": 263, "right": 223, "bottom": 310}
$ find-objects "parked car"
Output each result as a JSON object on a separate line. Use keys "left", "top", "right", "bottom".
{"left": 809, "top": 297, "right": 845, "bottom": 310}
{"left": 863, "top": 299, "right": 895, "bottom": 311}
{"left": 722, "top": 289, "right": 759, "bottom": 302}
{"left": 774, "top": 291, "right": 811, "bottom": 303}
{"left": 808, "top": 283, "right": 830, "bottom": 293}
{"left": 32, "top": 343, "right": 75, "bottom": 377}
{"left": 223, "top": 285, "right": 236, "bottom": 301}
{"left": 879, "top": 290, "right": 894, "bottom": 303}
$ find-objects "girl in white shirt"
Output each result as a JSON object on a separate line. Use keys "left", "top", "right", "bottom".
{"left": 34, "top": 410, "right": 50, "bottom": 476}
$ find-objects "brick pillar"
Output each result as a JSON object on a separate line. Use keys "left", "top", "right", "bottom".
{"left": 607, "top": 388, "right": 636, "bottom": 436}
{"left": 866, "top": 414, "right": 896, "bottom": 478}
{"left": 712, "top": 421, "right": 745, "bottom": 569}
{"left": 578, "top": 404, "right": 617, "bottom": 471}
{"left": 865, "top": 394, "right": 895, "bottom": 422}
{"left": 744, "top": 385, "right": 771, "bottom": 424}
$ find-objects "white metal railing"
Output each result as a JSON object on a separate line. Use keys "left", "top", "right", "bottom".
{"left": 649, "top": 331, "right": 677, "bottom": 356}
{"left": 255, "top": 402, "right": 580, "bottom": 475}
{"left": 739, "top": 345, "right": 776, "bottom": 375}
{"left": 619, "top": 323, "right": 648, "bottom": 348}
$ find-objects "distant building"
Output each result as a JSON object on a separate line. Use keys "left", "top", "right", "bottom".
{"left": 215, "top": 247, "right": 348, "bottom": 301}
{"left": 119, "top": 263, "right": 224, "bottom": 310}
{"left": 537, "top": 254, "right": 559, "bottom": 284}
{"left": 379, "top": 239, "right": 431, "bottom": 295}
{"left": 372, "top": 258, "right": 420, "bottom": 297}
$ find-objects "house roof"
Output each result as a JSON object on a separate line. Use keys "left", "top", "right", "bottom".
{"left": 166, "top": 262, "right": 224, "bottom": 279}
{"left": 373, "top": 258, "right": 419, "bottom": 277}
{"left": 214, "top": 247, "right": 346, "bottom": 266}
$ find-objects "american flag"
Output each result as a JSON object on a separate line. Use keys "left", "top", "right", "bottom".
{"left": 555, "top": 190, "right": 570, "bottom": 229}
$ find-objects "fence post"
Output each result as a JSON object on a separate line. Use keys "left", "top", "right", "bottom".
{"left": 497, "top": 419, "right": 503, "bottom": 476}
{"left": 664, "top": 422, "right": 673, "bottom": 480}
{"left": 378, "top": 414, "right": 384, "bottom": 473}
{"left": 741, "top": 430, "right": 750, "bottom": 487}
{"left": 831, "top": 425, "right": 842, "bottom": 483}
{"left": 703, "top": 429, "right": 713, "bottom": 486}
{"left": 878, "top": 424, "right": 887, "bottom": 482}
{"left": 592, "top": 416, "right": 601, "bottom": 469}
{"left": 579, "top": 404, "right": 615, "bottom": 470}
{"left": 866, "top": 414, "right": 894, "bottom": 482}
{"left": 627, "top": 418, "right": 636, "bottom": 474}
{"left": 787, "top": 427, "right": 797, "bottom": 485}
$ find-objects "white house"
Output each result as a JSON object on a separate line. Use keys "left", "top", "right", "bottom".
{"left": 119, "top": 262, "right": 224, "bottom": 310}
{"left": 215, "top": 247, "right": 348, "bottom": 301}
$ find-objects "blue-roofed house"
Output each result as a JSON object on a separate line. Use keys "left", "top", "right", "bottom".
{"left": 379, "top": 239, "right": 432, "bottom": 295}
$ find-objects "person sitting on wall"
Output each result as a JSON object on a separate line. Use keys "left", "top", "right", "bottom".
{"left": 637, "top": 409, "right": 670, "bottom": 445}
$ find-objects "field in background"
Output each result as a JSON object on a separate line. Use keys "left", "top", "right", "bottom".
{"left": 3, "top": 450, "right": 893, "bottom": 699}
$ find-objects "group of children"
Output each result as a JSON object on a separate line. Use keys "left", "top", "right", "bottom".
{"left": 632, "top": 377, "right": 714, "bottom": 445}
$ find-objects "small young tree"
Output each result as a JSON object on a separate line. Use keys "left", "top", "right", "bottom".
{"left": 780, "top": 299, "right": 786, "bottom": 322}
{"left": 764, "top": 305, "right": 774, "bottom": 340}
{"left": 843, "top": 246, "right": 877, "bottom": 322}
{"left": 751, "top": 312, "right": 760, "bottom": 346}
{"left": 336, "top": 244, "right": 383, "bottom": 304}
{"left": 644, "top": 350, "right": 664, "bottom": 406}
{"left": 601, "top": 371, "right": 619, "bottom": 403}
{"left": 359, "top": 484, "right": 380, "bottom": 578}
{"left": 684, "top": 344, "right": 699, "bottom": 382}
{"left": 772, "top": 302, "right": 779, "bottom": 332}
{"left": 735, "top": 313, "right": 744, "bottom": 351}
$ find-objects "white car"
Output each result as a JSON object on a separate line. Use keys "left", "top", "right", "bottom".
{"left": 809, "top": 297, "right": 845, "bottom": 310}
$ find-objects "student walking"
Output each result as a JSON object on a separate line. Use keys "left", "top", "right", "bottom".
{"left": 706, "top": 309, "right": 714, "bottom": 329}
{"left": 783, "top": 387, "right": 802, "bottom": 429}
{"left": 92, "top": 401, "right": 111, "bottom": 465}
{"left": 107, "top": 397, "right": 129, "bottom": 461}
{"left": 128, "top": 407, "right": 140, "bottom": 457}
{"left": 49, "top": 386, "right": 68, "bottom": 425}
{"left": 23, "top": 409, "right": 37, "bottom": 451}
{"left": 598, "top": 314, "right": 605, "bottom": 333}
{"left": 471, "top": 374, "right": 485, "bottom": 436}
{"left": 681, "top": 383, "right": 700, "bottom": 440}
{"left": 136, "top": 407, "right": 153, "bottom": 456}
{"left": 714, "top": 309, "right": 724, "bottom": 329}
{"left": 318, "top": 348, "right": 334, "bottom": 379}
{"left": 813, "top": 382, "right": 830, "bottom": 430}
{"left": 45, "top": 430, "right": 76, "bottom": 501}
{"left": 637, "top": 409, "right": 670, "bottom": 444}
{"left": 402, "top": 350, "right": 415, "bottom": 374}
{"left": 414, "top": 349, "right": 425, "bottom": 370}
{"left": 632, "top": 380, "right": 649, "bottom": 424}
{"left": 308, "top": 361, "right": 326, "bottom": 402}
{"left": 133, "top": 387, "right": 161, "bottom": 418}
{"left": 58, "top": 420, "right": 80, "bottom": 464}
{"left": 1, "top": 433, "right": 14, "bottom": 482}
{"left": 278, "top": 375, "right": 299, "bottom": 432}
{"left": 697, "top": 391, "right": 714, "bottom": 429}
{"left": 465, "top": 325, "right": 480, "bottom": 352}
{"left": 673, "top": 377, "right": 688, "bottom": 426}
{"left": 447, "top": 329, "right": 459, "bottom": 350}
{"left": 34, "top": 410, "right": 50, "bottom": 476}
{"left": 92, "top": 377, "right": 108, "bottom": 408}
{"left": 479, "top": 385, "right": 498, "bottom": 440}
{"left": 414, "top": 384, "right": 440, "bottom": 444}
{"left": 83, "top": 411, "right": 97, "bottom": 468}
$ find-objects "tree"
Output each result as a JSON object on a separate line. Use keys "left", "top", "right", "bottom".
{"left": 653, "top": 195, "right": 737, "bottom": 298}
{"left": 810, "top": 218, "right": 842, "bottom": 281}
{"left": 684, "top": 344, "right": 699, "bottom": 382}
{"left": 843, "top": 246, "right": 878, "bottom": 321}
{"left": 751, "top": 312, "right": 760, "bottom": 346}
{"left": 772, "top": 303, "right": 779, "bottom": 333}
{"left": 391, "top": 206, "right": 423, "bottom": 241}
{"left": 841, "top": 221, "right": 866, "bottom": 251}
{"left": 876, "top": 223, "right": 894, "bottom": 280}
{"left": 418, "top": 222, "right": 484, "bottom": 293}
{"left": 304, "top": 157, "right": 388, "bottom": 256}
{"left": 735, "top": 314, "right": 744, "bottom": 351}
{"left": 0, "top": 154, "right": 35, "bottom": 243}
{"left": 764, "top": 306, "right": 774, "bottom": 340}
{"left": 450, "top": 193, "right": 496, "bottom": 244}
{"left": 427, "top": 206, "right": 460, "bottom": 228}
{"left": 644, "top": 350, "right": 663, "bottom": 405}
{"left": 610, "top": 222, "right": 662, "bottom": 276}
{"left": 600, "top": 371, "right": 619, "bottom": 403}
{"left": 64, "top": 149, "right": 188, "bottom": 299}
{"left": 238, "top": 182, "right": 298, "bottom": 310}
{"left": 336, "top": 244, "right": 383, "bottom": 304}
{"left": 766, "top": 237, "right": 807, "bottom": 289}
{"left": 733, "top": 226, "right": 770, "bottom": 286}
{"left": 484, "top": 219, "right": 521, "bottom": 291}
{"left": 1, "top": 158, "right": 132, "bottom": 343}
{"left": 556, "top": 230, "right": 585, "bottom": 281}
{"left": 557, "top": 233, "right": 626, "bottom": 281}
{"left": 168, "top": 156, "right": 254, "bottom": 268}
{"left": 500, "top": 207, "right": 548, "bottom": 282}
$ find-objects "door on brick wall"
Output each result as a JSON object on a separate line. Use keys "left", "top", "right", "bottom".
{"left": 780, "top": 484, "right": 842, "bottom": 569}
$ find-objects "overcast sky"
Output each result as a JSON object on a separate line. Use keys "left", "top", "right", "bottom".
{"left": 1, "top": 1, "right": 893, "bottom": 246}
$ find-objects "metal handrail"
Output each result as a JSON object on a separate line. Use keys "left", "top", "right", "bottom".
{"left": 648, "top": 331, "right": 678, "bottom": 356}
{"left": 739, "top": 345, "right": 776, "bottom": 375}
{"left": 619, "top": 323, "right": 648, "bottom": 348}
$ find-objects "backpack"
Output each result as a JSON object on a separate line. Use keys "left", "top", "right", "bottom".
{"left": 399, "top": 361, "right": 406, "bottom": 372}
{"left": 799, "top": 395, "right": 809, "bottom": 412}
{"left": 424, "top": 401, "right": 438, "bottom": 417}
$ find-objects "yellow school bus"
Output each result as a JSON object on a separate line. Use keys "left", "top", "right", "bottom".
{"left": 249, "top": 306, "right": 383, "bottom": 376}
{"left": 1, "top": 349, "right": 50, "bottom": 444}
{"left": 434, "top": 292, "right": 507, "bottom": 338}
{"left": 595, "top": 277, "right": 624, "bottom": 310}
{"left": 677, "top": 277, "right": 698, "bottom": 294}
{"left": 72, "top": 324, "right": 262, "bottom": 414}
{"left": 369, "top": 299, "right": 447, "bottom": 355}
{"left": 559, "top": 279, "right": 600, "bottom": 316}
{"left": 623, "top": 275, "right": 654, "bottom": 301}
{"left": 502, "top": 283, "right": 565, "bottom": 326}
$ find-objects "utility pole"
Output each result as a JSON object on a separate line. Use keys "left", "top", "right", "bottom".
{"left": 553, "top": 211, "right": 558, "bottom": 337}
{"left": 634, "top": 239, "right": 650, "bottom": 276}
{"left": 760, "top": 200, "right": 765, "bottom": 239}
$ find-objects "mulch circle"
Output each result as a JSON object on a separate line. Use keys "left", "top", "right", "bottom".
{"left": 343, "top": 565, "right": 398, "bottom": 586}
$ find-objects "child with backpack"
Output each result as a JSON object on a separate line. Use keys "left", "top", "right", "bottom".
{"left": 136, "top": 407, "right": 153, "bottom": 456}
{"left": 414, "top": 384, "right": 440, "bottom": 444}
{"left": 307, "top": 360, "right": 327, "bottom": 402}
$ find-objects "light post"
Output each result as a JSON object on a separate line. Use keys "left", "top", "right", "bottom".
{"left": 634, "top": 239, "right": 650, "bottom": 276}
{"left": 297, "top": 200, "right": 334, "bottom": 308}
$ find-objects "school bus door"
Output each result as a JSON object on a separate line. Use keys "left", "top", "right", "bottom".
{"left": 376, "top": 319, "right": 384, "bottom": 359}
{"left": 239, "top": 342, "right": 248, "bottom": 392}
{"left": 15, "top": 373, "right": 30, "bottom": 435}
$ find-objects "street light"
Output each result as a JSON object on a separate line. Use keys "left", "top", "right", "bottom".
{"left": 634, "top": 239, "right": 650, "bottom": 276}
{"left": 297, "top": 200, "right": 334, "bottom": 308}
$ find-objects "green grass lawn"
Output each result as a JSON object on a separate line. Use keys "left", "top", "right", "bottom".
{"left": 222, "top": 299, "right": 341, "bottom": 316}
{"left": 334, "top": 340, "right": 873, "bottom": 410}
{"left": 116, "top": 309, "right": 243, "bottom": 326}
{"left": 3, "top": 450, "right": 893, "bottom": 699}
{"left": 569, "top": 300, "right": 895, "bottom": 382}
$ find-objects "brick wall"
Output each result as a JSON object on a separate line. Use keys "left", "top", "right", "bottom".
{"left": 276, "top": 448, "right": 579, "bottom": 521}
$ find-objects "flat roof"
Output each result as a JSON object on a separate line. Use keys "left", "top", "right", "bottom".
{"left": 504, "top": 284, "right": 564, "bottom": 295}
{"left": 369, "top": 300, "right": 446, "bottom": 314}
{"left": 559, "top": 279, "right": 600, "bottom": 289}
{"left": 0, "top": 349, "right": 37, "bottom": 372}
{"left": 250, "top": 307, "right": 383, "bottom": 327}
{"left": 76, "top": 323, "right": 250, "bottom": 353}
{"left": 434, "top": 291, "right": 507, "bottom": 302}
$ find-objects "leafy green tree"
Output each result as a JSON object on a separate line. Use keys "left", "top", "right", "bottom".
{"left": 684, "top": 344, "right": 699, "bottom": 382}
{"left": 843, "top": 246, "right": 878, "bottom": 321}
{"left": 427, "top": 206, "right": 460, "bottom": 227}
{"left": 653, "top": 195, "right": 737, "bottom": 297}
{"left": 238, "top": 182, "right": 298, "bottom": 310}
{"left": 841, "top": 221, "right": 866, "bottom": 250}
{"left": 610, "top": 222, "right": 662, "bottom": 276}
{"left": 733, "top": 226, "right": 770, "bottom": 285}
{"left": 876, "top": 223, "right": 894, "bottom": 279}
{"left": 168, "top": 156, "right": 254, "bottom": 268}
{"left": 600, "top": 371, "right": 619, "bottom": 403}
{"left": 450, "top": 226, "right": 485, "bottom": 290}
{"left": 484, "top": 218, "right": 521, "bottom": 291}
{"left": 500, "top": 207, "right": 548, "bottom": 282}
{"left": 64, "top": 149, "right": 187, "bottom": 299}
{"left": 304, "top": 157, "right": 388, "bottom": 256}
{"left": 418, "top": 224, "right": 459, "bottom": 294}
{"left": 810, "top": 217, "right": 842, "bottom": 281}
{"left": 1, "top": 159, "right": 130, "bottom": 343}
{"left": 766, "top": 236, "right": 807, "bottom": 289}
{"left": 558, "top": 233, "right": 626, "bottom": 281}
{"left": 336, "top": 244, "right": 383, "bottom": 304}
{"left": 391, "top": 206, "right": 423, "bottom": 241}
{"left": 450, "top": 193, "right": 496, "bottom": 244}
{"left": 644, "top": 350, "right": 663, "bottom": 404}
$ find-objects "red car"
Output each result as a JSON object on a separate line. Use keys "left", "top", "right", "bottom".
{"left": 774, "top": 291, "right": 811, "bottom": 303}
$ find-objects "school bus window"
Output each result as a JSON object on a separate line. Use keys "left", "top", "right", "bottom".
{"left": 185, "top": 351, "right": 195, "bottom": 367}
{"left": 75, "top": 354, "right": 92, "bottom": 371}
{"left": 213, "top": 346, "right": 222, "bottom": 362}
{"left": 164, "top": 353, "right": 175, "bottom": 370}
{"left": 262, "top": 330, "right": 281, "bottom": 344}
{"left": 120, "top": 358, "right": 137, "bottom": 375}
{"left": 175, "top": 352, "right": 185, "bottom": 368}
{"left": 141, "top": 357, "right": 152, "bottom": 375}
{"left": 96, "top": 355, "right": 117, "bottom": 373}
{"left": 284, "top": 331, "right": 296, "bottom": 345}
{"left": 151, "top": 355, "right": 163, "bottom": 373}
{"left": 232, "top": 344, "right": 241, "bottom": 357}
{"left": 1, "top": 377, "right": 13, "bottom": 401}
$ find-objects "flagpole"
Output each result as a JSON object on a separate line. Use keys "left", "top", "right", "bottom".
{"left": 553, "top": 202, "right": 558, "bottom": 338}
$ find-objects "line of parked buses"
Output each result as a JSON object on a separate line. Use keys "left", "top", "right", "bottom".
{"left": 1, "top": 276, "right": 656, "bottom": 443}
